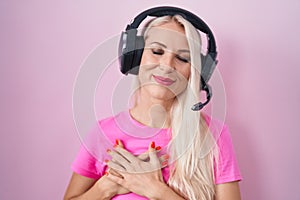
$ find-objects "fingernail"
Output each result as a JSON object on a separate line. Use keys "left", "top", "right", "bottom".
{"left": 155, "top": 146, "right": 161, "bottom": 151}
{"left": 106, "top": 149, "right": 111, "bottom": 153}
{"left": 104, "top": 171, "right": 109, "bottom": 176}
{"left": 104, "top": 159, "right": 109, "bottom": 163}
{"left": 116, "top": 139, "right": 119, "bottom": 145}
{"left": 164, "top": 154, "right": 170, "bottom": 159}
{"left": 113, "top": 144, "right": 118, "bottom": 148}
{"left": 151, "top": 141, "right": 155, "bottom": 148}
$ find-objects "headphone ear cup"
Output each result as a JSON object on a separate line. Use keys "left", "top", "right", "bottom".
{"left": 130, "top": 36, "right": 145, "bottom": 75}
{"left": 119, "top": 31, "right": 131, "bottom": 74}
{"left": 200, "top": 53, "right": 207, "bottom": 85}
{"left": 118, "top": 30, "right": 145, "bottom": 75}
{"left": 200, "top": 53, "right": 217, "bottom": 84}
{"left": 119, "top": 29, "right": 139, "bottom": 75}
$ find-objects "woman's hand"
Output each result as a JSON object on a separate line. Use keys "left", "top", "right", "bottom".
{"left": 100, "top": 140, "right": 169, "bottom": 198}
{"left": 105, "top": 141, "right": 168, "bottom": 199}
{"left": 93, "top": 171, "right": 129, "bottom": 198}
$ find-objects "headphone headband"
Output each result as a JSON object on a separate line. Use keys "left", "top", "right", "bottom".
{"left": 126, "top": 6, "right": 217, "bottom": 57}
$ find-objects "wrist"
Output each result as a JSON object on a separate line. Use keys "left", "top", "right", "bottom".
{"left": 148, "top": 182, "right": 168, "bottom": 200}
{"left": 94, "top": 177, "right": 117, "bottom": 200}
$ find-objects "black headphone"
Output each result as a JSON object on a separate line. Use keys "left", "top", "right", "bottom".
{"left": 118, "top": 6, "right": 218, "bottom": 111}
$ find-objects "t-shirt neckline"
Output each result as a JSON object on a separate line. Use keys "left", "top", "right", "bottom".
{"left": 126, "top": 109, "right": 171, "bottom": 131}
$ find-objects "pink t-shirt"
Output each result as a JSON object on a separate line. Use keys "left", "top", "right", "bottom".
{"left": 71, "top": 110, "right": 242, "bottom": 199}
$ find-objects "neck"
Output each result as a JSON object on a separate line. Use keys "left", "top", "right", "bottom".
{"left": 130, "top": 90, "right": 175, "bottom": 129}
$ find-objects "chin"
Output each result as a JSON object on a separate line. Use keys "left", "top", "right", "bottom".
{"left": 147, "top": 85, "right": 176, "bottom": 101}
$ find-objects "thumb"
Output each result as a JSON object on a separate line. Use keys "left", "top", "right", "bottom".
{"left": 137, "top": 146, "right": 161, "bottom": 161}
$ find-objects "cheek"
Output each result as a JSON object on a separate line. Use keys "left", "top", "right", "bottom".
{"left": 140, "top": 50, "right": 156, "bottom": 66}
{"left": 138, "top": 65, "right": 153, "bottom": 85}
{"left": 177, "top": 64, "right": 191, "bottom": 80}
{"left": 138, "top": 52, "right": 157, "bottom": 80}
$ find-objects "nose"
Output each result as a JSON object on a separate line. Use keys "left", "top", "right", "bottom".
{"left": 159, "top": 52, "right": 175, "bottom": 73}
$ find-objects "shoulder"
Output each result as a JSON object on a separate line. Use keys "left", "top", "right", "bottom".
{"left": 82, "top": 111, "right": 126, "bottom": 149}
{"left": 80, "top": 112, "right": 122, "bottom": 141}
{"left": 200, "top": 112, "right": 234, "bottom": 153}
{"left": 200, "top": 113, "right": 243, "bottom": 184}
{"left": 201, "top": 112, "right": 229, "bottom": 140}
{"left": 97, "top": 111, "right": 124, "bottom": 126}
{"left": 96, "top": 111, "right": 128, "bottom": 132}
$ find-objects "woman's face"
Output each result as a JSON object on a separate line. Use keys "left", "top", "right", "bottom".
{"left": 138, "top": 20, "right": 191, "bottom": 101}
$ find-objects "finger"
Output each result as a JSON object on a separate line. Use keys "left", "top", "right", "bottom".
{"left": 161, "top": 160, "right": 169, "bottom": 168}
{"left": 105, "top": 171, "right": 125, "bottom": 186}
{"left": 136, "top": 151, "right": 149, "bottom": 161}
{"left": 115, "top": 139, "right": 124, "bottom": 148}
{"left": 107, "top": 149, "right": 119, "bottom": 163}
{"left": 107, "top": 168, "right": 123, "bottom": 178}
{"left": 114, "top": 146, "right": 137, "bottom": 164}
{"left": 108, "top": 150, "right": 133, "bottom": 170}
{"left": 106, "top": 160, "right": 127, "bottom": 172}
{"left": 137, "top": 146, "right": 162, "bottom": 161}
{"left": 159, "top": 154, "right": 169, "bottom": 167}
{"left": 148, "top": 142, "right": 160, "bottom": 167}
{"left": 158, "top": 154, "right": 169, "bottom": 162}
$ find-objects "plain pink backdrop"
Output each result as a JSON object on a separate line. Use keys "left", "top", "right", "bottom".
{"left": 1, "top": 1, "right": 299, "bottom": 199}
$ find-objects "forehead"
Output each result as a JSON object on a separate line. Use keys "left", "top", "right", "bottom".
{"left": 144, "top": 23, "right": 189, "bottom": 50}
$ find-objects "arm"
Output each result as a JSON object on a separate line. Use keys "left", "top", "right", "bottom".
{"left": 63, "top": 172, "right": 119, "bottom": 200}
{"left": 215, "top": 181, "right": 241, "bottom": 200}
{"left": 149, "top": 182, "right": 186, "bottom": 200}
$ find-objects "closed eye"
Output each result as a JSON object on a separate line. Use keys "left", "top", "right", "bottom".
{"left": 176, "top": 55, "right": 190, "bottom": 63}
{"left": 152, "top": 48, "right": 164, "bottom": 55}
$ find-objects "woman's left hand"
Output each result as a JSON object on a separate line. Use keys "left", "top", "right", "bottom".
{"left": 105, "top": 141, "right": 166, "bottom": 199}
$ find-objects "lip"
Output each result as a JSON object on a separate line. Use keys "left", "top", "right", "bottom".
{"left": 153, "top": 75, "right": 175, "bottom": 86}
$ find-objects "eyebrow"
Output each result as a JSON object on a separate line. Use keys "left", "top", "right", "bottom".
{"left": 149, "top": 42, "right": 190, "bottom": 53}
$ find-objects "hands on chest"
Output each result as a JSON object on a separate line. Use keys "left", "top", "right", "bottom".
{"left": 103, "top": 139, "right": 169, "bottom": 198}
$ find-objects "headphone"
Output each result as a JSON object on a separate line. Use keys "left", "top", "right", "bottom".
{"left": 118, "top": 6, "right": 218, "bottom": 111}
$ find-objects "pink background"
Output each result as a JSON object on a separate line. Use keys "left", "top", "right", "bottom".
{"left": 1, "top": 1, "right": 300, "bottom": 199}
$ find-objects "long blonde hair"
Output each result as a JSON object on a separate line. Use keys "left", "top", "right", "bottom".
{"left": 131, "top": 15, "right": 218, "bottom": 200}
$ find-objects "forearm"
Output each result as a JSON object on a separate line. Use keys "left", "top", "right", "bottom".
{"left": 69, "top": 186, "right": 112, "bottom": 200}
{"left": 150, "top": 182, "right": 186, "bottom": 200}
{"left": 66, "top": 178, "right": 116, "bottom": 200}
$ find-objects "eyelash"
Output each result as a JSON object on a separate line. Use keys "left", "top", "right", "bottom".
{"left": 151, "top": 49, "right": 190, "bottom": 63}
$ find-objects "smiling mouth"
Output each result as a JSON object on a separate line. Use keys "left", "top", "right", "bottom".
{"left": 153, "top": 75, "right": 175, "bottom": 86}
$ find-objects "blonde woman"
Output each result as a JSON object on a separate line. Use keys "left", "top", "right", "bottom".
{"left": 64, "top": 6, "right": 242, "bottom": 200}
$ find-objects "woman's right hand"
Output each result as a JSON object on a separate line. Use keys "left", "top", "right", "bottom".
{"left": 94, "top": 169, "right": 130, "bottom": 198}
{"left": 97, "top": 140, "right": 169, "bottom": 198}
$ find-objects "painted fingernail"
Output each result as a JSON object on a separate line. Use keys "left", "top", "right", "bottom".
{"left": 104, "top": 159, "right": 109, "bottom": 163}
{"left": 162, "top": 161, "right": 168, "bottom": 166}
{"left": 116, "top": 139, "right": 119, "bottom": 145}
{"left": 113, "top": 144, "right": 118, "bottom": 148}
{"left": 155, "top": 146, "right": 161, "bottom": 151}
{"left": 164, "top": 154, "right": 170, "bottom": 159}
{"left": 104, "top": 171, "right": 109, "bottom": 176}
{"left": 151, "top": 141, "right": 155, "bottom": 148}
{"left": 106, "top": 149, "right": 111, "bottom": 153}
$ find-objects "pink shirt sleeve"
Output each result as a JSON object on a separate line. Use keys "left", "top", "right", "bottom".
{"left": 214, "top": 124, "right": 242, "bottom": 184}
{"left": 71, "top": 121, "right": 109, "bottom": 179}
{"left": 71, "top": 145, "right": 104, "bottom": 179}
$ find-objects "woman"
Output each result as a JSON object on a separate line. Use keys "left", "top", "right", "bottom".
{"left": 64, "top": 8, "right": 242, "bottom": 200}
